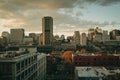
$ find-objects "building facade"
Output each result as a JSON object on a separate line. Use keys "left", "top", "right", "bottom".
{"left": 88, "top": 27, "right": 111, "bottom": 42}
{"left": 42, "top": 16, "right": 53, "bottom": 46}
{"left": 74, "top": 31, "right": 80, "bottom": 45}
{"left": 80, "top": 33, "right": 87, "bottom": 46}
{"left": 110, "top": 29, "right": 120, "bottom": 40}
{"left": 88, "top": 28, "right": 95, "bottom": 40}
{"left": 72, "top": 53, "right": 120, "bottom": 67}
{"left": 29, "top": 33, "right": 38, "bottom": 44}
{"left": 116, "top": 36, "right": 120, "bottom": 41}
{"left": 93, "top": 33, "right": 102, "bottom": 42}
{"left": 23, "top": 37, "right": 33, "bottom": 45}
{"left": 10, "top": 29, "right": 24, "bottom": 44}
{"left": 2, "top": 31, "right": 10, "bottom": 44}
{"left": 0, "top": 51, "right": 46, "bottom": 80}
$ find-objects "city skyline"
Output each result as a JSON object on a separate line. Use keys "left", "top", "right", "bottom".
{"left": 0, "top": 0, "right": 120, "bottom": 36}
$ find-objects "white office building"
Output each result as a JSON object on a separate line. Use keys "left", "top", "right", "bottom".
{"left": 0, "top": 51, "right": 46, "bottom": 80}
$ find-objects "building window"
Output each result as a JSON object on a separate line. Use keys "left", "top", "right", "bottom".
{"left": 21, "top": 72, "right": 24, "bottom": 80}
{"left": 25, "top": 59, "right": 28, "bottom": 67}
{"left": 16, "top": 75, "right": 20, "bottom": 80}
{"left": 21, "top": 60, "right": 24, "bottom": 70}
{"left": 16, "top": 62, "right": 20, "bottom": 73}
{"left": 28, "top": 68, "right": 30, "bottom": 73}
{"left": 94, "top": 58, "right": 96, "bottom": 60}
{"left": 25, "top": 70, "right": 27, "bottom": 76}
{"left": 6, "top": 63, "right": 12, "bottom": 74}
{"left": 29, "top": 58, "right": 31, "bottom": 65}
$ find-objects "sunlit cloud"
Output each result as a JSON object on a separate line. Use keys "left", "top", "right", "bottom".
{"left": 0, "top": 0, "right": 120, "bottom": 36}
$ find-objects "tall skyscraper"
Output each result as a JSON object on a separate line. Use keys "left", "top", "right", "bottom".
{"left": 42, "top": 16, "right": 53, "bottom": 46}
{"left": 80, "top": 33, "right": 87, "bottom": 46}
{"left": 74, "top": 31, "right": 80, "bottom": 45}
{"left": 110, "top": 29, "right": 120, "bottom": 40}
{"left": 88, "top": 28, "right": 95, "bottom": 40}
{"left": 88, "top": 27, "right": 103, "bottom": 42}
{"left": 10, "top": 29, "right": 24, "bottom": 44}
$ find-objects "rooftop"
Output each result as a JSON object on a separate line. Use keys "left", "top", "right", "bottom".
{"left": 75, "top": 66, "right": 120, "bottom": 77}
{"left": 0, "top": 51, "right": 37, "bottom": 62}
{"left": 73, "top": 53, "right": 120, "bottom": 56}
{"left": 0, "top": 51, "right": 29, "bottom": 58}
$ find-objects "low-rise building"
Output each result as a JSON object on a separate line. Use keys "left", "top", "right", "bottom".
{"left": 72, "top": 53, "right": 120, "bottom": 67}
{"left": 75, "top": 66, "right": 120, "bottom": 80}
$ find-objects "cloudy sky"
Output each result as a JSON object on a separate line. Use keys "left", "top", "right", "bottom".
{"left": 0, "top": 0, "right": 120, "bottom": 36}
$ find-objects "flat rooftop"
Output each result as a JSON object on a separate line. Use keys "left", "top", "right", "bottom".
{"left": 0, "top": 51, "right": 29, "bottom": 58}
{"left": 73, "top": 53, "right": 120, "bottom": 56}
{"left": 75, "top": 66, "right": 120, "bottom": 77}
{"left": 0, "top": 51, "right": 37, "bottom": 62}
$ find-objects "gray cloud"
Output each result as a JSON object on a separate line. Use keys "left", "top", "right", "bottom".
{"left": 80, "top": 0, "right": 120, "bottom": 6}
{"left": 0, "top": 0, "right": 75, "bottom": 11}
{"left": 1, "top": 0, "right": 120, "bottom": 11}
{"left": 0, "top": 0, "right": 120, "bottom": 35}
{"left": 95, "top": 0, "right": 120, "bottom": 6}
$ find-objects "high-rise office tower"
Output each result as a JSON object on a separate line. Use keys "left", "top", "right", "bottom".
{"left": 42, "top": 16, "right": 53, "bottom": 46}
{"left": 80, "top": 33, "right": 87, "bottom": 46}
{"left": 10, "top": 29, "right": 24, "bottom": 44}
{"left": 88, "top": 28, "right": 95, "bottom": 41}
{"left": 110, "top": 29, "right": 120, "bottom": 40}
{"left": 74, "top": 31, "right": 80, "bottom": 45}
{"left": 88, "top": 27, "right": 103, "bottom": 42}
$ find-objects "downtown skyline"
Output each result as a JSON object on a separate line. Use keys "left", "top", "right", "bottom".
{"left": 0, "top": 0, "right": 120, "bottom": 36}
